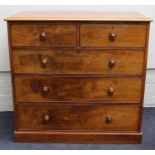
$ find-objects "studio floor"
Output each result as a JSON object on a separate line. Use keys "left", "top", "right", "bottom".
{"left": 0, "top": 108, "right": 155, "bottom": 150}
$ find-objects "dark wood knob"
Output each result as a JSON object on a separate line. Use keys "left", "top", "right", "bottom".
{"left": 42, "top": 86, "right": 49, "bottom": 95}
{"left": 105, "top": 116, "right": 113, "bottom": 124}
{"left": 108, "top": 87, "right": 114, "bottom": 96}
{"left": 109, "top": 59, "right": 116, "bottom": 68}
{"left": 42, "top": 114, "right": 50, "bottom": 123}
{"left": 109, "top": 32, "right": 116, "bottom": 41}
{"left": 41, "top": 57, "right": 48, "bottom": 67}
{"left": 40, "top": 32, "right": 46, "bottom": 41}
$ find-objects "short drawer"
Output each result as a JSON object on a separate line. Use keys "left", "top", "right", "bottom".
{"left": 80, "top": 24, "right": 146, "bottom": 47}
{"left": 13, "top": 49, "right": 144, "bottom": 75}
{"left": 15, "top": 76, "right": 142, "bottom": 103}
{"left": 16, "top": 103, "right": 140, "bottom": 131}
{"left": 10, "top": 23, "right": 76, "bottom": 46}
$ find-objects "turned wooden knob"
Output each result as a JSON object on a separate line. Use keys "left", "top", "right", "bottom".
{"left": 109, "top": 59, "right": 116, "bottom": 68}
{"left": 42, "top": 114, "right": 50, "bottom": 123}
{"left": 109, "top": 32, "right": 116, "bottom": 41}
{"left": 42, "top": 86, "right": 49, "bottom": 94}
{"left": 108, "top": 87, "right": 114, "bottom": 96}
{"left": 41, "top": 57, "right": 48, "bottom": 67}
{"left": 40, "top": 32, "right": 46, "bottom": 41}
{"left": 105, "top": 116, "right": 113, "bottom": 124}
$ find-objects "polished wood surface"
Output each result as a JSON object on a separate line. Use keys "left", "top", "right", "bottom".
{"left": 16, "top": 103, "right": 140, "bottom": 131}
{"left": 14, "top": 131, "right": 142, "bottom": 143}
{"left": 5, "top": 12, "right": 152, "bottom": 21}
{"left": 15, "top": 76, "right": 142, "bottom": 103}
{"left": 80, "top": 24, "right": 146, "bottom": 47}
{"left": 6, "top": 12, "right": 150, "bottom": 143}
{"left": 13, "top": 49, "right": 144, "bottom": 75}
{"left": 11, "top": 24, "right": 76, "bottom": 46}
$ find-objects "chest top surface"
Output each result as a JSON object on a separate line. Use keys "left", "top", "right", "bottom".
{"left": 5, "top": 12, "right": 152, "bottom": 22}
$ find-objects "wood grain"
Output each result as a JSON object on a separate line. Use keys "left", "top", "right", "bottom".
{"left": 16, "top": 103, "right": 140, "bottom": 131}
{"left": 5, "top": 12, "right": 151, "bottom": 22}
{"left": 14, "top": 131, "right": 142, "bottom": 143}
{"left": 15, "top": 76, "right": 142, "bottom": 103}
{"left": 80, "top": 24, "right": 146, "bottom": 47}
{"left": 6, "top": 12, "right": 151, "bottom": 143}
{"left": 13, "top": 49, "right": 144, "bottom": 75}
{"left": 11, "top": 24, "right": 76, "bottom": 46}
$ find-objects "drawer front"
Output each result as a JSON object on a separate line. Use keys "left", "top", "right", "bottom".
{"left": 11, "top": 24, "right": 76, "bottom": 46}
{"left": 13, "top": 49, "right": 144, "bottom": 75}
{"left": 80, "top": 24, "right": 146, "bottom": 47}
{"left": 16, "top": 104, "right": 140, "bottom": 131}
{"left": 15, "top": 76, "right": 142, "bottom": 103}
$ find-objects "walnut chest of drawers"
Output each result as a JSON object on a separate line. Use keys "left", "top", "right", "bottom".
{"left": 5, "top": 12, "right": 151, "bottom": 143}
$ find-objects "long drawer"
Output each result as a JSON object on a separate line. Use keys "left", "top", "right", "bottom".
{"left": 16, "top": 103, "right": 140, "bottom": 131}
{"left": 10, "top": 23, "right": 76, "bottom": 46}
{"left": 13, "top": 49, "right": 144, "bottom": 75}
{"left": 15, "top": 76, "right": 142, "bottom": 103}
{"left": 80, "top": 24, "right": 146, "bottom": 47}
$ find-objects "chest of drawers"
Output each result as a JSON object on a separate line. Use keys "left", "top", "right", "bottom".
{"left": 5, "top": 12, "right": 151, "bottom": 143}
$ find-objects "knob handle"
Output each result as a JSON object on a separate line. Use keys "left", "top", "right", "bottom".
{"left": 40, "top": 32, "right": 46, "bottom": 41}
{"left": 105, "top": 116, "right": 113, "bottom": 124}
{"left": 42, "top": 86, "right": 49, "bottom": 95}
{"left": 41, "top": 57, "right": 48, "bottom": 67}
{"left": 42, "top": 114, "right": 50, "bottom": 123}
{"left": 109, "top": 32, "right": 116, "bottom": 41}
{"left": 109, "top": 59, "right": 116, "bottom": 68}
{"left": 108, "top": 87, "right": 114, "bottom": 96}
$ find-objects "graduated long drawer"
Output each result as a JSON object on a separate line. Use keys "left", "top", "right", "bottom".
{"left": 13, "top": 49, "right": 144, "bottom": 75}
{"left": 14, "top": 76, "right": 142, "bottom": 103}
{"left": 16, "top": 103, "right": 140, "bottom": 132}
